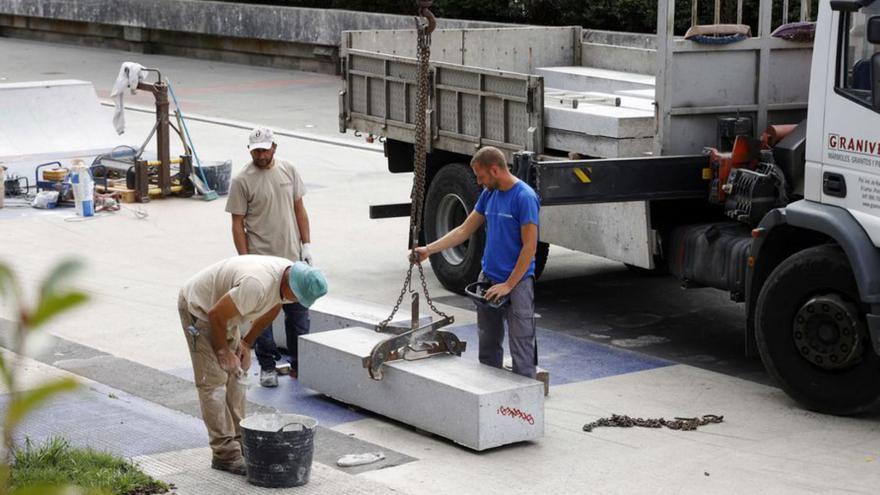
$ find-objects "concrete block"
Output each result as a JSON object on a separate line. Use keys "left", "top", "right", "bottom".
{"left": 502, "top": 357, "right": 549, "bottom": 397}
{"left": 543, "top": 100, "right": 654, "bottom": 138}
{"left": 536, "top": 66, "right": 655, "bottom": 94}
{"left": 544, "top": 128, "right": 654, "bottom": 158}
{"left": 616, "top": 88, "right": 656, "bottom": 100}
{"left": 299, "top": 327, "right": 544, "bottom": 451}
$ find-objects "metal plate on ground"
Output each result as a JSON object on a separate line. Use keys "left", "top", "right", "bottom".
{"left": 299, "top": 327, "right": 544, "bottom": 451}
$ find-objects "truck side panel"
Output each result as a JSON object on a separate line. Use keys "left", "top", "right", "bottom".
{"left": 341, "top": 49, "right": 544, "bottom": 161}
{"left": 345, "top": 27, "right": 581, "bottom": 74}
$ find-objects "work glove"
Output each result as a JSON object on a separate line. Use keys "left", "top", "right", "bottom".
{"left": 302, "top": 243, "right": 313, "bottom": 266}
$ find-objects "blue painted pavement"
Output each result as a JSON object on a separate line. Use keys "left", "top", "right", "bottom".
{"left": 2, "top": 382, "right": 207, "bottom": 458}
{"left": 168, "top": 323, "right": 671, "bottom": 428}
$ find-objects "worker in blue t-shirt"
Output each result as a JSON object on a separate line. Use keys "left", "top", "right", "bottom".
{"left": 412, "top": 146, "right": 540, "bottom": 378}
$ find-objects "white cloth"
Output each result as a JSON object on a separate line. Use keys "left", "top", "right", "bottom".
{"left": 336, "top": 452, "right": 385, "bottom": 467}
{"left": 110, "top": 62, "right": 146, "bottom": 134}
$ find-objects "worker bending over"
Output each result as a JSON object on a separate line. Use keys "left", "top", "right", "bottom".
{"left": 177, "top": 255, "right": 327, "bottom": 475}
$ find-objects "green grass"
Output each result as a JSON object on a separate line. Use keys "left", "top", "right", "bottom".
{"left": 10, "top": 437, "right": 171, "bottom": 495}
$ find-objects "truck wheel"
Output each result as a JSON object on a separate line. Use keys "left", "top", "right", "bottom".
{"left": 424, "top": 163, "right": 485, "bottom": 293}
{"left": 755, "top": 245, "right": 880, "bottom": 414}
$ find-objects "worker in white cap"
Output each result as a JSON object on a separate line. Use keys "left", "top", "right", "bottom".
{"left": 178, "top": 256, "right": 328, "bottom": 475}
{"left": 226, "top": 127, "right": 313, "bottom": 387}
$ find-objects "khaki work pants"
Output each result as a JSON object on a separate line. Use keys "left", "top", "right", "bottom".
{"left": 178, "top": 291, "right": 246, "bottom": 462}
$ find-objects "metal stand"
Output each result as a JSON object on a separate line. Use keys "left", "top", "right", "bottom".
{"left": 93, "top": 67, "right": 194, "bottom": 202}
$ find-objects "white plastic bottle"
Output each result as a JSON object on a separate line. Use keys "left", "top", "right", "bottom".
{"left": 70, "top": 159, "right": 94, "bottom": 217}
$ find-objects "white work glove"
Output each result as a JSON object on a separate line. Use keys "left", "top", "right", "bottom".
{"left": 302, "top": 243, "right": 313, "bottom": 265}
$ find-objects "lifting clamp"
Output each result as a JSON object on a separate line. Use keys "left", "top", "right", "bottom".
{"left": 363, "top": 293, "right": 463, "bottom": 380}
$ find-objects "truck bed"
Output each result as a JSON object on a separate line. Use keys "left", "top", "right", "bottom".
{"left": 340, "top": 23, "right": 812, "bottom": 160}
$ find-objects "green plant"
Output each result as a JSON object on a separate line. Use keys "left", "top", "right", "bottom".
{"left": 10, "top": 437, "right": 169, "bottom": 495}
{"left": 0, "top": 260, "right": 88, "bottom": 494}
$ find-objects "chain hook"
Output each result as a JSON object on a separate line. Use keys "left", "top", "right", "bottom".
{"left": 417, "top": 0, "right": 436, "bottom": 34}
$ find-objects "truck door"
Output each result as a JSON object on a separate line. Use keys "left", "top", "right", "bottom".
{"left": 821, "top": 2, "right": 880, "bottom": 247}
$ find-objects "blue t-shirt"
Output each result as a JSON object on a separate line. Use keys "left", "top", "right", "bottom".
{"left": 474, "top": 180, "right": 540, "bottom": 283}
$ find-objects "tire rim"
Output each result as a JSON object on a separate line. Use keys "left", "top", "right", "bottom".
{"left": 435, "top": 193, "right": 469, "bottom": 266}
{"left": 792, "top": 293, "right": 863, "bottom": 370}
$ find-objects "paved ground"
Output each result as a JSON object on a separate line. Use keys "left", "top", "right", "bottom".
{"left": 1, "top": 37, "right": 880, "bottom": 494}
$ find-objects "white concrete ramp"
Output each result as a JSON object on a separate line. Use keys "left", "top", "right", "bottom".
{"left": 0, "top": 80, "right": 123, "bottom": 177}
{"left": 299, "top": 327, "right": 545, "bottom": 451}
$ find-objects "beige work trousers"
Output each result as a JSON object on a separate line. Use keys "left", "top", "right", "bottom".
{"left": 177, "top": 291, "right": 246, "bottom": 462}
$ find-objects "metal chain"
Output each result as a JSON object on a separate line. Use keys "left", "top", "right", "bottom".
{"left": 582, "top": 414, "right": 723, "bottom": 433}
{"left": 378, "top": 2, "right": 449, "bottom": 330}
{"left": 583, "top": 414, "right": 723, "bottom": 432}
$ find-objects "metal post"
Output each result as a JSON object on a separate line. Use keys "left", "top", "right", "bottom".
{"left": 756, "top": 0, "right": 773, "bottom": 133}
{"left": 691, "top": 0, "right": 698, "bottom": 27}
{"left": 655, "top": 0, "right": 676, "bottom": 156}
{"left": 138, "top": 77, "right": 172, "bottom": 198}
{"left": 714, "top": 0, "right": 721, "bottom": 25}
{"left": 155, "top": 82, "right": 171, "bottom": 197}
{"left": 782, "top": 0, "right": 790, "bottom": 24}
{"left": 737, "top": 0, "right": 743, "bottom": 24}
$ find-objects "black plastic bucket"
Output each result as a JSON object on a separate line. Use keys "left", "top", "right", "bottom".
{"left": 194, "top": 159, "right": 232, "bottom": 195}
{"left": 240, "top": 413, "right": 317, "bottom": 488}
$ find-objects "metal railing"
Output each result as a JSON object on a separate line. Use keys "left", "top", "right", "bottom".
{"left": 690, "top": 0, "right": 817, "bottom": 30}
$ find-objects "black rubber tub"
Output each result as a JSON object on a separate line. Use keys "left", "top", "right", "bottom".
{"left": 240, "top": 413, "right": 318, "bottom": 487}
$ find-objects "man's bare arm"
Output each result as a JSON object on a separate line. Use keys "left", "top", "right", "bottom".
{"left": 231, "top": 214, "right": 249, "bottom": 255}
{"left": 241, "top": 304, "right": 282, "bottom": 348}
{"left": 294, "top": 198, "right": 311, "bottom": 244}
{"left": 206, "top": 294, "right": 244, "bottom": 371}
{"left": 412, "top": 210, "right": 485, "bottom": 263}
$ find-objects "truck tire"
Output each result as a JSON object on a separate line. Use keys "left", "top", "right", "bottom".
{"left": 424, "top": 163, "right": 485, "bottom": 293}
{"left": 755, "top": 245, "right": 880, "bottom": 415}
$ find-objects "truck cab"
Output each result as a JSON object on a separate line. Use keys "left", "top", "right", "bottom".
{"left": 747, "top": 0, "right": 880, "bottom": 414}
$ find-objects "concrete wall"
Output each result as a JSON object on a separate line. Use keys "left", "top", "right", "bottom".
{"left": 0, "top": 0, "right": 509, "bottom": 74}
{"left": 580, "top": 30, "right": 657, "bottom": 75}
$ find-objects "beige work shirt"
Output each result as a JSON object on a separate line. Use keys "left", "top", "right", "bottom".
{"left": 225, "top": 159, "right": 306, "bottom": 261}
{"left": 181, "top": 255, "right": 294, "bottom": 335}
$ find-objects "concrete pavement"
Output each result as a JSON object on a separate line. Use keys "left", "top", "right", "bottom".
{"left": 1, "top": 37, "right": 880, "bottom": 494}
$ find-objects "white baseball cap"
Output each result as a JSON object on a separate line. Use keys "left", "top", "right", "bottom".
{"left": 248, "top": 127, "right": 274, "bottom": 151}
